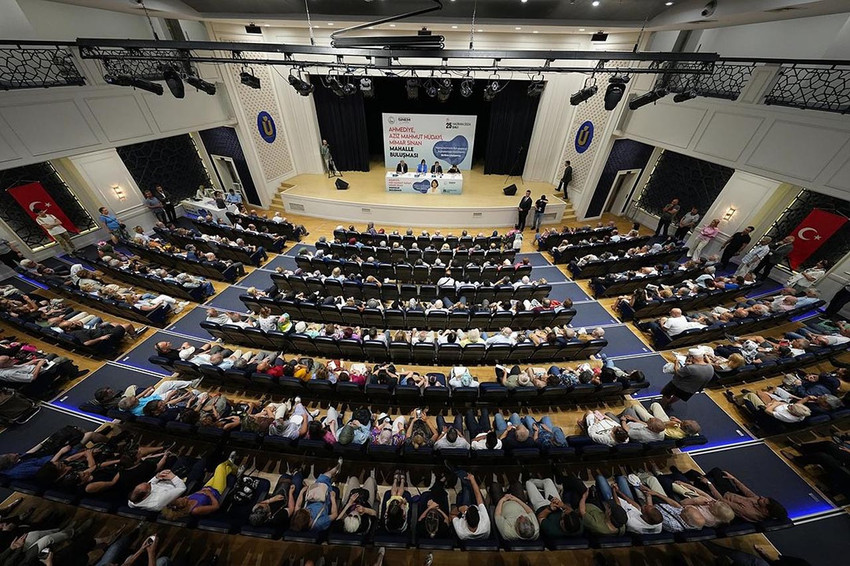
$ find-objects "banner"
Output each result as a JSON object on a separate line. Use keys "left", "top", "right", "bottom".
{"left": 382, "top": 113, "right": 477, "bottom": 171}
{"left": 8, "top": 182, "right": 80, "bottom": 235}
{"left": 787, "top": 208, "right": 847, "bottom": 270}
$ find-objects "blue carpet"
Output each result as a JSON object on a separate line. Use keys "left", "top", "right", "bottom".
{"left": 532, "top": 265, "right": 570, "bottom": 283}
{"left": 263, "top": 255, "right": 298, "bottom": 272}
{"left": 204, "top": 286, "right": 251, "bottom": 313}
{"left": 548, "top": 282, "right": 592, "bottom": 304}
{"left": 166, "top": 307, "right": 219, "bottom": 339}
{"left": 693, "top": 443, "right": 833, "bottom": 520}
{"left": 598, "top": 325, "right": 653, "bottom": 357}
{"left": 5, "top": 275, "right": 42, "bottom": 292}
{"left": 609, "top": 353, "right": 670, "bottom": 398}
{"left": 54, "top": 364, "right": 161, "bottom": 417}
{"left": 660, "top": 393, "right": 752, "bottom": 451}
{"left": 116, "top": 331, "right": 206, "bottom": 374}
{"left": 516, "top": 252, "right": 551, "bottom": 267}
{"left": 746, "top": 280, "right": 784, "bottom": 298}
{"left": 284, "top": 244, "right": 316, "bottom": 257}
{"left": 571, "top": 302, "right": 619, "bottom": 327}
{"left": 768, "top": 514, "right": 850, "bottom": 565}
{"left": 0, "top": 405, "right": 98, "bottom": 454}
{"left": 238, "top": 269, "right": 276, "bottom": 290}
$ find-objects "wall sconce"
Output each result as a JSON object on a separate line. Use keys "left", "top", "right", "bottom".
{"left": 112, "top": 185, "right": 126, "bottom": 201}
{"left": 722, "top": 207, "right": 736, "bottom": 221}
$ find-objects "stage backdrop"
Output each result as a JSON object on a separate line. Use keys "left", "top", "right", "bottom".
{"left": 381, "top": 113, "right": 477, "bottom": 171}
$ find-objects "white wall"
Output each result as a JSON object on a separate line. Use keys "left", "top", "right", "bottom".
{"left": 523, "top": 74, "right": 583, "bottom": 183}
{"left": 13, "top": 0, "right": 155, "bottom": 40}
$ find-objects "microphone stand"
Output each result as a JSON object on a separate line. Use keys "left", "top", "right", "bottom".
{"left": 504, "top": 145, "right": 526, "bottom": 186}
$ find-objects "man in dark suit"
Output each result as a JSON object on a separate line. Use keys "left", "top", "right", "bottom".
{"left": 431, "top": 161, "right": 443, "bottom": 174}
{"left": 753, "top": 236, "right": 795, "bottom": 281}
{"left": 396, "top": 160, "right": 408, "bottom": 173}
{"left": 517, "top": 190, "right": 533, "bottom": 231}
{"left": 556, "top": 160, "right": 572, "bottom": 194}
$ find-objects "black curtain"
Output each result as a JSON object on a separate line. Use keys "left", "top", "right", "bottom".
{"left": 484, "top": 81, "right": 542, "bottom": 175}
{"left": 310, "top": 77, "right": 370, "bottom": 172}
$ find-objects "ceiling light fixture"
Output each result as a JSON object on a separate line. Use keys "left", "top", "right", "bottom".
{"left": 515, "top": 27, "right": 522, "bottom": 30}
{"left": 604, "top": 75, "right": 629, "bottom": 110}
{"left": 533, "top": 30, "right": 539, "bottom": 34}
{"left": 592, "top": 1, "right": 600, "bottom": 6}
{"left": 628, "top": 88, "right": 668, "bottom": 110}
{"left": 666, "top": 2, "right": 674, "bottom": 5}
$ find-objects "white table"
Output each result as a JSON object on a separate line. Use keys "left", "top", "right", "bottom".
{"left": 179, "top": 198, "right": 236, "bottom": 223}
{"left": 385, "top": 172, "right": 463, "bottom": 194}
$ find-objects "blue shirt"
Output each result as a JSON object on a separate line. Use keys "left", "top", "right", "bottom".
{"left": 100, "top": 214, "right": 121, "bottom": 231}
{"left": 226, "top": 193, "right": 243, "bottom": 204}
{"left": 1, "top": 454, "right": 52, "bottom": 480}
{"left": 132, "top": 394, "right": 162, "bottom": 416}
{"left": 416, "top": 163, "right": 428, "bottom": 173}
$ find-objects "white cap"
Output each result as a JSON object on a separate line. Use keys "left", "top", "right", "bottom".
{"left": 290, "top": 414, "right": 304, "bottom": 425}
{"left": 687, "top": 348, "right": 703, "bottom": 357}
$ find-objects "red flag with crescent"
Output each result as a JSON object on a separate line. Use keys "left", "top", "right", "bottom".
{"left": 7, "top": 182, "right": 80, "bottom": 235}
{"left": 787, "top": 208, "right": 846, "bottom": 270}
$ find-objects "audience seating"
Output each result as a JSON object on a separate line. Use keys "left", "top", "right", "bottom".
{"left": 333, "top": 228, "right": 511, "bottom": 250}
{"left": 591, "top": 264, "right": 706, "bottom": 298}
{"left": 568, "top": 248, "right": 686, "bottom": 279}
{"left": 737, "top": 395, "right": 850, "bottom": 436}
{"left": 536, "top": 226, "right": 616, "bottom": 251}
{"left": 124, "top": 242, "right": 241, "bottom": 282}
{"left": 73, "top": 254, "right": 213, "bottom": 302}
{"left": 712, "top": 344, "right": 849, "bottom": 386}
{"left": 294, "top": 256, "right": 532, "bottom": 284}
{"left": 550, "top": 236, "right": 651, "bottom": 264}
{"left": 270, "top": 273, "right": 552, "bottom": 303}
{"left": 191, "top": 218, "right": 287, "bottom": 253}
{"left": 198, "top": 321, "right": 606, "bottom": 364}
{"left": 315, "top": 241, "right": 517, "bottom": 265}
{"left": 226, "top": 211, "right": 304, "bottom": 240}
{"left": 619, "top": 283, "right": 761, "bottom": 321}
{"left": 153, "top": 228, "right": 267, "bottom": 267}
{"left": 0, "top": 310, "right": 123, "bottom": 357}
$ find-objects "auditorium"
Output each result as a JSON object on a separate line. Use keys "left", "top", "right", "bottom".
{"left": 1, "top": 0, "right": 849, "bottom": 564}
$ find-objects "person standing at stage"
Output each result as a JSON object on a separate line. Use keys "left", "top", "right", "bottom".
{"left": 431, "top": 161, "right": 443, "bottom": 174}
{"left": 655, "top": 198, "right": 680, "bottom": 237}
{"left": 448, "top": 164, "right": 460, "bottom": 174}
{"left": 533, "top": 195, "right": 548, "bottom": 232}
{"left": 517, "top": 190, "right": 533, "bottom": 231}
{"left": 320, "top": 140, "right": 331, "bottom": 172}
{"left": 556, "top": 160, "right": 572, "bottom": 196}
{"left": 153, "top": 185, "right": 177, "bottom": 223}
{"left": 753, "top": 236, "right": 795, "bottom": 281}
{"left": 396, "top": 160, "right": 408, "bottom": 173}
{"left": 417, "top": 159, "right": 428, "bottom": 174}
{"left": 35, "top": 207, "right": 75, "bottom": 253}
{"left": 719, "top": 226, "right": 754, "bottom": 270}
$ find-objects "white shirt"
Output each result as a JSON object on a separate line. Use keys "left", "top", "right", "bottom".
{"left": 586, "top": 413, "right": 625, "bottom": 446}
{"left": 0, "top": 364, "right": 38, "bottom": 383}
{"left": 663, "top": 316, "right": 704, "bottom": 336}
{"left": 626, "top": 422, "right": 665, "bottom": 443}
{"left": 36, "top": 213, "right": 67, "bottom": 236}
{"left": 128, "top": 476, "right": 186, "bottom": 510}
{"left": 772, "top": 404, "right": 806, "bottom": 423}
{"left": 621, "top": 500, "right": 663, "bottom": 534}
{"left": 471, "top": 436, "right": 502, "bottom": 450}
{"left": 452, "top": 503, "right": 491, "bottom": 539}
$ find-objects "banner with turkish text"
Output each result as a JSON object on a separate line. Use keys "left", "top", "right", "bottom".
{"left": 382, "top": 113, "right": 477, "bottom": 171}
{"left": 787, "top": 208, "right": 846, "bottom": 270}
{"left": 8, "top": 182, "right": 79, "bottom": 235}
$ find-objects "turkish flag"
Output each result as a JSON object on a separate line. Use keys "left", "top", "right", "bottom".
{"left": 787, "top": 208, "right": 846, "bottom": 270}
{"left": 8, "top": 182, "right": 80, "bottom": 235}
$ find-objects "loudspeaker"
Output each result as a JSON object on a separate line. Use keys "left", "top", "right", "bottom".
{"left": 335, "top": 179, "right": 349, "bottom": 190}
{"left": 503, "top": 184, "right": 518, "bottom": 196}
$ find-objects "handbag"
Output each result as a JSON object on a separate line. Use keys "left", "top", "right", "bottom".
{"left": 232, "top": 475, "right": 260, "bottom": 504}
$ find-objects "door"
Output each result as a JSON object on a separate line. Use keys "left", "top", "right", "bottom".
{"left": 210, "top": 155, "right": 245, "bottom": 201}
{"left": 605, "top": 169, "right": 642, "bottom": 216}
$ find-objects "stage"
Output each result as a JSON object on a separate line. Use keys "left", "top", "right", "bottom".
{"left": 278, "top": 161, "right": 568, "bottom": 228}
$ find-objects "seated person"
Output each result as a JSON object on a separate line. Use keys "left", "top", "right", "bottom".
{"left": 249, "top": 468, "right": 304, "bottom": 530}
{"left": 334, "top": 471, "right": 378, "bottom": 536}
{"left": 417, "top": 472, "right": 453, "bottom": 541}
{"left": 433, "top": 414, "right": 470, "bottom": 451}
{"left": 633, "top": 484, "right": 705, "bottom": 532}
{"left": 491, "top": 479, "right": 540, "bottom": 541}
{"left": 450, "top": 470, "right": 490, "bottom": 540}
{"left": 447, "top": 164, "right": 460, "bottom": 173}
{"left": 631, "top": 401, "right": 702, "bottom": 439}
{"left": 521, "top": 414, "right": 568, "bottom": 448}
{"left": 683, "top": 468, "right": 788, "bottom": 523}
{"left": 370, "top": 414, "right": 406, "bottom": 446}
{"left": 612, "top": 406, "right": 667, "bottom": 443}
{"left": 579, "top": 410, "right": 629, "bottom": 446}
{"left": 116, "top": 378, "right": 199, "bottom": 416}
{"left": 160, "top": 452, "right": 242, "bottom": 520}
{"left": 465, "top": 409, "right": 500, "bottom": 451}
{"left": 382, "top": 470, "right": 412, "bottom": 534}
{"left": 728, "top": 387, "right": 813, "bottom": 423}
{"left": 578, "top": 482, "right": 627, "bottom": 536}
{"left": 290, "top": 458, "right": 343, "bottom": 532}
{"left": 527, "top": 475, "right": 586, "bottom": 538}
{"left": 405, "top": 409, "right": 438, "bottom": 451}
{"left": 493, "top": 413, "right": 536, "bottom": 450}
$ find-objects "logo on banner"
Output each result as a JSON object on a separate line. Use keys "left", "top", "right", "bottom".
{"left": 257, "top": 111, "right": 276, "bottom": 143}
{"left": 575, "top": 121, "right": 594, "bottom": 154}
{"left": 433, "top": 135, "right": 469, "bottom": 165}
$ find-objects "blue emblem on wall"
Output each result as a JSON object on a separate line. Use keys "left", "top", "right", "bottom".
{"left": 574, "top": 120, "right": 594, "bottom": 154}
{"left": 257, "top": 111, "right": 276, "bottom": 143}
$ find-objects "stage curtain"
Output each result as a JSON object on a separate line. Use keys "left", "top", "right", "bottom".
{"left": 484, "top": 81, "right": 543, "bottom": 175}
{"left": 311, "top": 78, "right": 370, "bottom": 172}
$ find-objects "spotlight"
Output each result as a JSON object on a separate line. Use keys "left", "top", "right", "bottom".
{"left": 240, "top": 70, "right": 261, "bottom": 89}
{"left": 186, "top": 75, "right": 216, "bottom": 95}
{"left": 527, "top": 79, "right": 545, "bottom": 98}
{"left": 326, "top": 76, "right": 345, "bottom": 97}
{"left": 104, "top": 74, "right": 163, "bottom": 95}
{"left": 460, "top": 78, "right": 474, "bottom": 98}
{"left": 628, "top": 88, "right": 668, "bottom": 110}
{"left": 604, "top": 76, "right": 629, "bottom": 110}
{"left": 405, "top": 78, "right": 419, "bottom": 100}
{"left": 341, "top": 81, "right": 357, "bottom": 96}
{"left": 424, "top": 80, "right": 438, "bottom": 98}
{"left": 673, "top": 90, "right": 697, "bottom": 103}
{"left": 162, "top": 67, "right": 184, "bottom": 98}
{"left": 570, "top": 84, "right": 598, "bottom": 106}
{"left": 359, "top": 77, "right": 374, "bottom": 97}
{"left": 288, "top": 73, "right": 314, "bottom": 96}
{"left": 437, "top": 78, "right": 452, "bottom": 102}
{"left": 483, "top": 80, "right": 500, "bottom": 102}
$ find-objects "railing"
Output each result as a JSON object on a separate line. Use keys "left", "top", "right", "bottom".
{"left": 764, "top": 63, "right": 850, "bottom": 115}
{"left": 0, "top": 41, "right": 85, "bottom": 90}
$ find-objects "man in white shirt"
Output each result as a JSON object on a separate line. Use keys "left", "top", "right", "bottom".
{"left": 35, "top": 207, "right": 75, "bottom": 253}
{"left": 486, "top": 327, "right": 516, "bottom": 346}
{"left": 611, "top": 484, "right": 663, "bottom": 534}
{"left": 731, "top": 388, "right": 811, "bottom": 423}
{"left": 451, "top": 473, "right": 491, "bottom": 539}
{"left": 128, "top": 468, "right": 187, "bottom": 510}
{"left": 660, "top": 308, "right": 706, "bottom": 337}
{"left": 583, "top": 410, "right": 630, "bottom": 446}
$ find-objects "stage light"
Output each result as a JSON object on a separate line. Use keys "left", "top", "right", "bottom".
{"left": 673, "top": 90, "right": 697, "bottom": 103}
{"left": 186, "top": 75, "right": 216, "bottom": 95}
{"left": 592, "top": 1, "right": 600, "bottom": 6}
{"left": 405, "top": 78, "right": 419, "bottom": 100}
{"left": 437, "top": 77, "right": 452, "bottom": 102}
{"left": 359, "top": 77, "right": 374, "bottom": 97}
{"left": 240, "top": 70, "right": 261, "bottom": 89}
{"left": 628, "top": 88, "right": 668, "bottom": 110}
{"left": 104, "top": 74, "right": 163, "bottom": 95}
{"left": 604, "top": 76, "right": 629, "bottom": 110}
{"left": 163, "top": 67, "right": 184, "bottom": 98}
{"left": 483, "top": 80, "right": 500, "bottom": 102}
{"left": 570, "top": 84, "right": 597, "bottom": 106}
{"left": 342, "top": 81, "right": 357, "bottom": 96}
{"left": 424, "top": 80, "right": 438, "bottom": 98}
{"left": 460, "top": 78, "right": 474, "bottom": 98}
{"left": 288, "top": 73, "right": 314, "bottom": 96}
{"left": 527, "top": 79, "right": 545, "bottom": 98}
